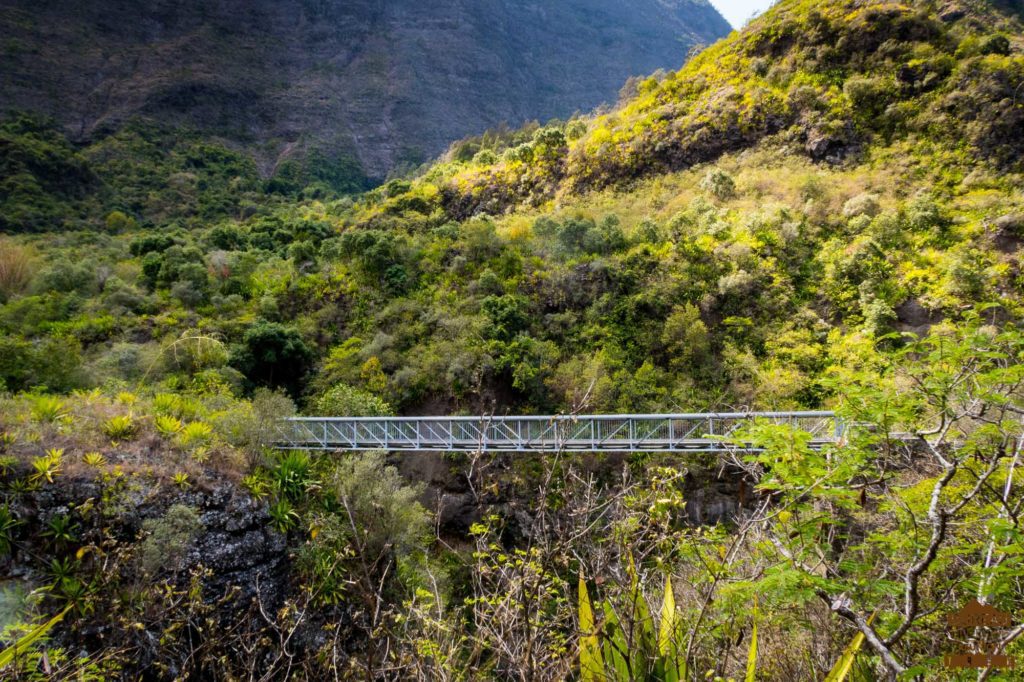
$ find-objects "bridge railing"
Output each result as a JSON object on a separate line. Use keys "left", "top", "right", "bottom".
{"left": 273, "top": 411, "right": 842, "bottom": 453}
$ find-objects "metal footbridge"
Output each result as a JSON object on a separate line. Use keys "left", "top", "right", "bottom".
{"left": 274, "top": 411, "right": 842, "bottom": 453}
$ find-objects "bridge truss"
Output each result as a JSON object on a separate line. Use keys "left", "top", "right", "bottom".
{"left": 274, "top": 411, "right": 842, "bottom": 453}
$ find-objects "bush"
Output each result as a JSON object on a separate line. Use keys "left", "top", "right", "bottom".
{"left": 32, "top": 257, "right": 96, "bottom": 295}
{"left": 104, "top": 210, "right": 136, "bottom": 232}
{"left": 843, "top": 75, "right": 893, "bottom": 119}
{"left": 482, "top": 294, "right": 530, "bottom": 341}
{"left": 503, "top": 144, "right": 534, "bottom": 164}
{"left": 101, "top": 276, "right": 153, "bottom": 314}
{"left": 0, "top": 335, "right": 83, "bottom": 392}
{"left": 472, "top": 149, "right": 498, "bottom": 165}
{"left": 211, "top": 388, "right": 295, "bottom": 462}
{"left": 270, "top": 450, "right": 316, "bottom": 502}
{"left": 177, "top": 421, "right": 213, "bottom": 450}
{"left": 312, "top": 383, "right": 392, "bottom": 416}
{"left": 154, "top": 415, "right": 183, "bottom": 438}
{"left": 302, "top": 452, "right": 429, "bottom": 604}
{"left": 661, "top": 303, "right": 710, "bottom": 369}
{"left": 700, "top": 168, "right": 737, "bottom": 200}
{"left": 164, "top": 332, "right": 228, "bottom": 375}
{"left": 842, "top": 193, "right": 881, "bottom": 219}
{"left": 565, "top": 120, "right": 587, "bottom": 141}
{"left": 91, "top": 342, "right": 160, "bottom": 382}
{"left": 979, "top": 34, "right": 1010, "bottom": 56}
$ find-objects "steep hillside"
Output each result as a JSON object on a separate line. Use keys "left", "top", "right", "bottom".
{"left": 0, "top": 0, "right": 730, "bottom": 183}
{"left": 436, "top": 0, "right": 1024, "bottom": 215}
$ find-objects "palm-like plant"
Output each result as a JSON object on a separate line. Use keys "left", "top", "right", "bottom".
{"left": 154, "top": 415, "right": 183, "bottom": 438}
{"left": 30, "top": 448, "right": 63, "bottom": 485}
{"left": 0, "top": 504, "right": 22, "bottom": 556}
{"left": 42, "top": 514, "right": 79, "bottom": 548}
{"left": 30, "top": 396, "right": 67, "bottom": 424}
{"left": 102, "top": 415, "right": 137, "bottom": 442}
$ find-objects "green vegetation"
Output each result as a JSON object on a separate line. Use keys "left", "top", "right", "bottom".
{"left": 0, "top": 0, "right": 1022, "bottom": 678}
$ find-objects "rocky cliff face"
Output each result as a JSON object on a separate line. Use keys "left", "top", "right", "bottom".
{"left": 0, "top": 0, "right": 730, "bottom": 181}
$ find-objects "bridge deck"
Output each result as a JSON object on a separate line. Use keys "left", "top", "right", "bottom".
{"left": 274, "top": 412, "right": 842, "bottom": 453}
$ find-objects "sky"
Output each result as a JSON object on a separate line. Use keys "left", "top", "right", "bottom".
{"left": 710, "top": 0, "right": 776, "bottom": 29}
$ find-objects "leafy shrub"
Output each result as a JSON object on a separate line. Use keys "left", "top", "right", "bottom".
{"left": 0, "top": 336, "right": 84, "bottom": 393}
{"left": 312, "top": 383, "right": 392, "bottom": 417}
{"left": 81, "top": 452, "right": 106, "bottom": 467}
{"left": 700, "top": 167, "right": 737, "bottom": 200}
{"left": 210, "top": 387, "right": 295, "bottom": 461}
{"left": 565, "top": 120, "right": 587, "bottom": 141}
{"left": 91, "top": 341, "right": 160, "bottom": 382}
{"left": 163, "top": 332, "right": 228, "bottom": 375}
{"left": 129, "top": 233, "right": 178, "bottom": 257}
{"left": 42, "top": 513, "right": 78, "bottom": 548}
{"left": 472, "top": 149, "right": 498, "bottom": 165}
{"left": 979, "top": 34, "right": 1010, "bottom": 56}
{"left": 153, "top": 393, "right": 202, "bottom": 419}
{"left": 104, "top": 210, "right": 136, "bottom": 232}
{"left": 482, "top": 295, "right": 530, "bottom": 341}
{"left": 268, "top": 499, "right": 299, "bottom": 533}
{"left": 302, "top": 452, "right": 429, "bottom": 605}
{"left": 661, "top": 303, "right": 710, "bottom": 369}
{"left": 32, "top": 257, "right": 97, "bottom": 295}
{"left": 842, "top": 193, "right": 881, "bottom": 218}
{"left": 503, "top": 144, "right": 534, "bottom": 164}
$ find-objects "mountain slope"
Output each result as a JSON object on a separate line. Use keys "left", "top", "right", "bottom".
{"left": 434, "top": 0, "right": 1024, "bottom": 216}
{"left": 0, "top": 0, "right": 730, "bottom": 183}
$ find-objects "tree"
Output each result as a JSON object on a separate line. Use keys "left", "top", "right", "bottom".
{"left": 229, "top": 321, "right": 313, "bottom": 398}
{"left": 731, "top": 318, "right": 1024, "bottom": 680}
{"left": 661, "top": 303, "right": 710, "bottom": 369}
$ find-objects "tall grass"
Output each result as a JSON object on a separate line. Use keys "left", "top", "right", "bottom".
{"left": 0, "top": 239, "right": 33, "bottom": 301}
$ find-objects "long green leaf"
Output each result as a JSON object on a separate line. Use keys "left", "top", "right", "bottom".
{"left": 0, "top": 606, "right": 71, "bottom": 668}
{"left": 578, "top": 576, "right": 604, "bottom": 682}
{"left": 658, "top": 573, "right": 675, "bottom": 656}
{"left": 745, "top": 621, "right": 758, "bottom": 682}
{"left": 602, "top": 603, "right": 632, "bottom": 682}
{"left": 626, "top": 553, "right": 656, "bottom": 674}
{"left": 823, "top": 612, "right": 876, "bottom": 682}
{"left": 660, "top": 573, "right": 687, "bottom": 682}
